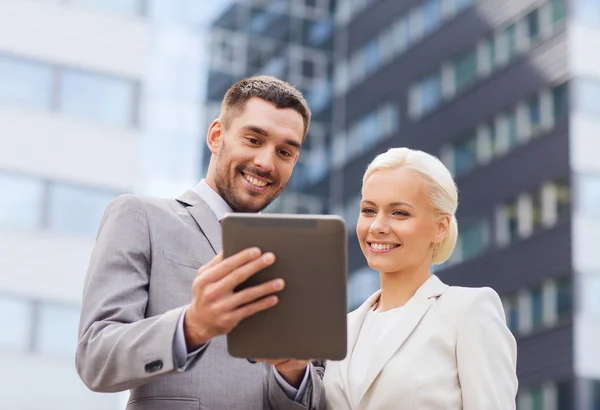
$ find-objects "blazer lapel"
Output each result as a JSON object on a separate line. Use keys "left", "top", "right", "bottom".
{"left": 176, "top": 190, "right": 222, "bottom": 254}
{"left": 356, "top": 275, "right": 449, "bottom": 407}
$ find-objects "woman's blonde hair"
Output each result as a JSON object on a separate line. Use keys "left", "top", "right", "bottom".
{"left": 362, "top": 147, "right": 458, "bottom": 265}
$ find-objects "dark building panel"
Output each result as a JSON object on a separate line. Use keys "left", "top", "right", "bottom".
{"left": 437, "top": 221, "right": 572, "bottom": 294}
{"left": 516, "top": 322, "right": 574, "bottom": 387}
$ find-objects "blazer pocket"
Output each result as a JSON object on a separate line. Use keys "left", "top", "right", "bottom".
{"left": 126, "top": 397, "right": 202, "bottom": 410}
{"left": 163, "top": 250, "right": 207, "bottom": 270}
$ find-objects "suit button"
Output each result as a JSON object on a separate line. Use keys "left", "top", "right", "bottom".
{"left": 144, "top": 360, "right": 163, "bottom": 373}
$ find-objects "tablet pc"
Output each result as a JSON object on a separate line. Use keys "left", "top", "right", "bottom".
{"left": 221, "top": 213, "right": 348, "bottom": 361}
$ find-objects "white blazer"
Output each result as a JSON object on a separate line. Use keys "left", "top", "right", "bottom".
{"left": 324, "top": 275, "right": 518, "bottom": 410}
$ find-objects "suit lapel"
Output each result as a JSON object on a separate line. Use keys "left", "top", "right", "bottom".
{"left": 176, "top": 190, "right": 222, "bottom": 254}
{"left": 355, "top": 275, "right": 449, "bottom": 407}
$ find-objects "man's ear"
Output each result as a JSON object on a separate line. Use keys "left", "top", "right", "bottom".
{"left": 207, "top": 119, "right": 224, "bottom": 155}
{"left": 433, "top": 214, "right": 451, "bottom": 244}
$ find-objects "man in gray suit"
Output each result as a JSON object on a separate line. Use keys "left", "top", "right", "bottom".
{"left": 76, "top": 76, "right": 325, "bottom": 410}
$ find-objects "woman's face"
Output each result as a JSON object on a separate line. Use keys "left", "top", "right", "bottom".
{"left": 356, "top": 168, "right": 448, "bottom": 275}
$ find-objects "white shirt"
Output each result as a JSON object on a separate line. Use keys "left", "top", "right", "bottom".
{"left": 348, "top": 304, "right": 406, "bottom": 408}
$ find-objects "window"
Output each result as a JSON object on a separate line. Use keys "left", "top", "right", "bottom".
{"left": 459, "top": 220, "right": 488, "bottom": 260}
{"left": 0, "top": 173, "right": 44, "bottom": 230}
{"left": 556, "top": 277, "right": 572, "bottom": 318}
{"left": 551, "top": 0, "right": 566, "bottom": 27}
{"left": 454, "top": 50, "right": 478, "bottom": 92}
{"left": 526, "top": 9, "right": 541, "bottom": 42}
{"left": 554, "top": 179, "right": 571, "bottom": 219}
{"left": 453, "top": 136, "right": 478, "bottom": 175}
{"left": 36, "top": 302, "right": 81, "bottom": 357}
{"left": 505, "top": 24, "right": 518, "bottom": 60}
{"left": 0, "top": 296, "right": 33, "bottom": 351}
{"left": 59, "top": 69, "right": 137, "bottom": 127}
{"left": 415, "top": 72, "right": 442, "bottom": 116}
{"left": 506, "top": 202, "right": 519, "bottom": 244}
{"left": 527, "top": 96, "right": 542, "bottom": 136}
{"left": 68, "top": 0, "right": 144, "bottom": 16}
{"left": 506, "top": 109, "right": 519, "bottom": 149}
{"left": 504, "top": 297, "right": 519, "bottom": 333}
{"left": 531, "top": 286, "right": 544, "bottom": 329}
{"left": 453, "top": 0, "right": 473, "bottom": 13}
{"left": 0, "top": 55, "right": 53, "bottom": 110}
{"left": 531, "top": 386, "right": 544, "bottom": 410}
{"left": 556, "top": 380, "right": 573, "bottom": 410}
{"left": 421, "top": 0, "right": 443, "bottom": 35}
{"left": 362, "top": 40, "right": 381, "bottom": 75}
{"left": 309, "top": 20, "right": 333, "bottom": 46}
{"left": 47, "top": 183, "right": 118, "bottom": 236}
{"left": 552, "top": 82, "right": 568, "bottom": 119}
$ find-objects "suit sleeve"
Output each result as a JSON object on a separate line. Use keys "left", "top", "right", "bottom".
{"left": 268, "top": 360, "right": 326, "bottom": 410}
{"left": 76, "top": 195, "right": 203, "bottom": 392}
{"left": 456, "top": 288, "right": 518, "bottom": 410}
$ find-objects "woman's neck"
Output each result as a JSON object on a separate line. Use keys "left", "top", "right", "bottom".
{"left": 376, "top": 265, "right": 431, "bottom": 312}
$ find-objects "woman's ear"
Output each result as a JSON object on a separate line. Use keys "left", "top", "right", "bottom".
{"left": 433, "top": 214, "right": 451, "bottom": 244}
{"left": 206, "top": 119, "right": 223, "bottom": 155}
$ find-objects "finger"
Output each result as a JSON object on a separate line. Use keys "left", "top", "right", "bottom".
{"left": 217, "top": 252, "right": 276, "bottom": 292}
{"left": 202, "top": 247, "right": 263, "bottom": 283}
{"left": 230, "top": 294, "right": 279, "bottom": 323}
{"left": 216, "top": 278, "right": 284, "bottom": 311}
{"left": 197, "top": 251, "right": 223, "bottom": 275}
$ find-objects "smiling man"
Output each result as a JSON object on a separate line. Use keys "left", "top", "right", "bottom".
{"left": 76, "top": 76, "right": 325, "bottom": 410}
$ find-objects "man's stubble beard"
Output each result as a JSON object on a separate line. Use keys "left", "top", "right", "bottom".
{"left": 213, "top": 149, "right": 288, "bottom": 213}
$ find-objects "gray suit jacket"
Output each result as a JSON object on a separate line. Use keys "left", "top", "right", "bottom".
{"left": 76, "top": 190, "right": 326, "bottom": 410}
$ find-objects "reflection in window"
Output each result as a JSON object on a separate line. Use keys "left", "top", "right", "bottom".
{"left": 59, "top": 70, "right": 136, "bottom": 127}
{"left": 67, "top": 0, "right": 144, "bottom": 16}
{"left": 47, "top": 184, "right": 118, "bottom": 236}
{"left": 0, "top": 55, "right": 53, "bottom": 110}
{"left": 0, "top": 173, "right": 44, "bottom": 230}
{"left": 37, "top": 302, "right": 81, "bottom": 357}
{"left": 0, "top": 296, "right": 33, "bottom": 351}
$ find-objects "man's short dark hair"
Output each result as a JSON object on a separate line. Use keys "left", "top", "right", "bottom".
{"left": 220, "top": 76, "right": 311, "bottom": 139}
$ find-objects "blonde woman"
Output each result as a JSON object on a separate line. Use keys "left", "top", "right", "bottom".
{"left": 324, "top": 148, "right": 518, "bottom": 410}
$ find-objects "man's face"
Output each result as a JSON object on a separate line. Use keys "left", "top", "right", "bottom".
{"left": 206, "top": 97, "right": 305, "bottom": 213}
